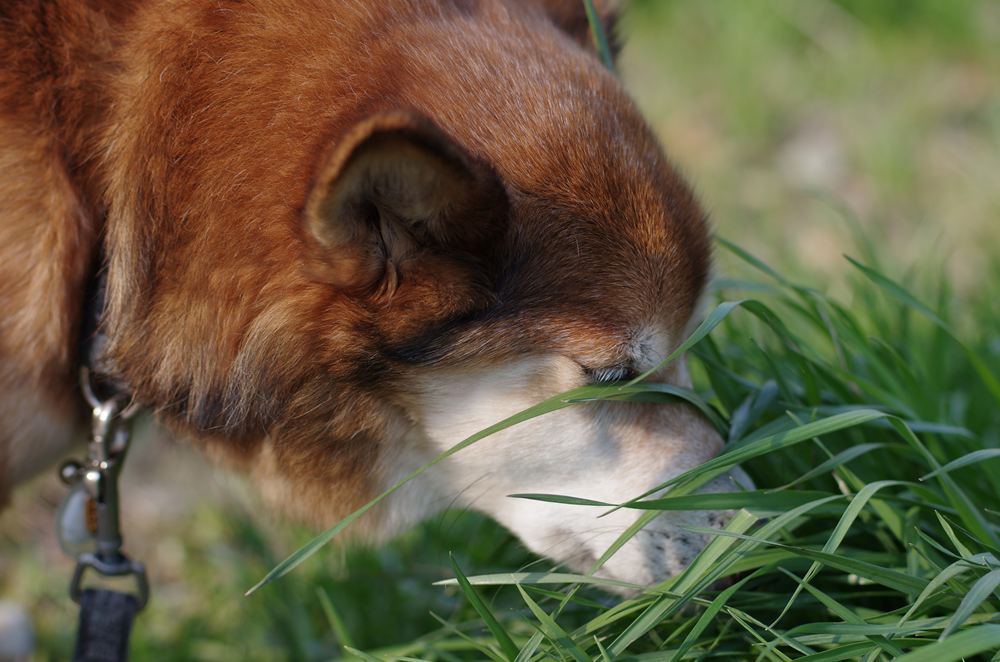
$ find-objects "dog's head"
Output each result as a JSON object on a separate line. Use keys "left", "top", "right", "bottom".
{"left": 100, "top": 0, "right": 747, "bottom": 586}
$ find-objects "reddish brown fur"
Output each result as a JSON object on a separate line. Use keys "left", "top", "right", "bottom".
{"left": 0, "top": 0, "right": 709, "bottom": 529}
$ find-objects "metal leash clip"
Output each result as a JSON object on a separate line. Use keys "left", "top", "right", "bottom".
{"left": 58, "top": 367, "right": 148, "bottom": 610}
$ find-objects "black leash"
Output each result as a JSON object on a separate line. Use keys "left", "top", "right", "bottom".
{"left": 72, "top": 589, "right": 141, "bottom": 662}
{"left": 57, "top": 265, "right": 148, "bottom": 661}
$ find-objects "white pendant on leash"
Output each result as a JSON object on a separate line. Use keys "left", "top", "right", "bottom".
{"left": 56, "top": 463, "right": 99, "bottom": 557}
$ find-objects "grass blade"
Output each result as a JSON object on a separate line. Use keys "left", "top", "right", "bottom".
{"left": 920, "top": 449, "right": 1000, "bottom": 480}
{"left": 895, "top": 625, "right": 1000, "bottom": 662}
{"left": 939, "top": 568, "right": 1000, "bottom": 640}
{"left": 516, "top": 586, "right": 589, "bottom": 662}
{"left": 434, "top": 571, "right": 641, "bottom": 593}
{"left": 450, "top": 554, "right": 519, "bottom": 661}
{"left": 582, "top": 0, "right": 615, "bottom": 71}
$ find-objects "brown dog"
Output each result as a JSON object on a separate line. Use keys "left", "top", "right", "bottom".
{"left": 0, "top": 0, "right": 746, "bottom": 586}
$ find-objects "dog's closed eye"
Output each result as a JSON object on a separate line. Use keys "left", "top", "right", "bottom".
{"left": 585, "top": 365, "right": 639, "bottom": 384}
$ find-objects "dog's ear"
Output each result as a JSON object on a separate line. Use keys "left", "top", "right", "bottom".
{"left": 527, "top": 0, "right": 622, "bottom": 60}
{"left": 304, "top": 111, "right": 506, "bottom": 293}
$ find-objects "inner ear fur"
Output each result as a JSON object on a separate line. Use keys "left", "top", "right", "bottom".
{"left": 304, "top": 110, "right": 505, "bottom": 293}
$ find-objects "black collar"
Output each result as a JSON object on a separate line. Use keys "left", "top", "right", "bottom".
{"left": 78, "top": 247, "right": 126, "bottom": 402}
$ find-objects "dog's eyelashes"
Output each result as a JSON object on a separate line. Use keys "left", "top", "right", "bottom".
{"left": 585, "top": 365, "right": 639, "bottom": 384}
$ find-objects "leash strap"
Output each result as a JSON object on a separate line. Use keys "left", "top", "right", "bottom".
{"left": 73, "top": 589, "right": 140, "bottom": 662}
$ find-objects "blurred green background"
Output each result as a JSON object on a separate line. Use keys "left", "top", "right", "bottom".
{"left": 621, "top": 0, "right": 999, "bottom": 297}
{"left": 1, "top": 1, "right": 997, "bottom": 658}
